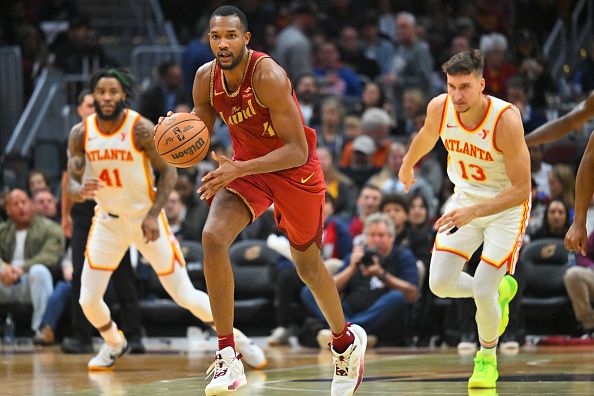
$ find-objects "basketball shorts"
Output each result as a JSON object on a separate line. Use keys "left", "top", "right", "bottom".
{"left": 434, "top": 193, "right": 531, "bottom": 274}
{"left": 224, "top": 154, "right": 325, "bottom": 251}
{"left": 86, "top": 207, "right": 185, "bottom": 275}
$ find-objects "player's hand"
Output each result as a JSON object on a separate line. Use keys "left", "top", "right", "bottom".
{"left": 141, "top": 214, "right": 160, "bottom": 243}
{"left": 61, "top": 214, "right": 73, "bottom": 238}
{"left": 397, "top": 164, "right": 416, "bottom": 192}
{"left": 435, "top": 206, "right": 477, "bottom": 234}
{"left": 79, "top": 179, "right": 103, "bottom": 200}
{"left": 197, "top": 151, "right": 243, "bottom": 200}
{"left": 565, "top": 222, "right": 587, "bottom": 256}
{"left": 154, "top": 111, "right": 174, "bottom": 133}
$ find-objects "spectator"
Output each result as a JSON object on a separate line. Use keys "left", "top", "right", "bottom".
{"left": 314, "top": 41, "right": 363, "bottom": 97}
{"left": 355, "top": 82, "right": 392, "bottom": 118}
{"left": 530, "top": 199, "right": 571, "bottom": 240}
{"left": 139, "top": 61, "right": 187, "bottom": 124}
{"left": 273, "top": 2, "right": 316, "bottom": 82}
{"left": 360, "top": 12, "right": 395, "bottom": 76}
{"left": 480, "top": 32, "right": 517, "bottom": 99}
{"left": 28, "top": 170, "right": 51, "bottom": 196}
{"left": 349, "top": 184, "right": 383, "bottom": 239}
{"left": 340, "top": 135, "right": 381, "bottom": 189}
{"left": 340, "top": 107, "right": 394, "bottom": 168}
{"left": 295, "top": 73, "right": 321, "bottom": 127}
{"left": 301, "top": 213, "right": 418, "bottom": 343}
{"left": 164, "top": 189, "right": 188, "bottom": 240}
{"left": 564, "top": 229, "right": 594, "bottom": 337}
{"left": 506, "top": 76, "right": 546, "bottom": 133}
{"left": 0, "top": 189, "right": 65, "bottom": 333}
{"left": 175, "top": 171, "right": 209, "bottom": 242}
{"left": 406, "top": 193, "right": 435, "bottom": 267}
{"left": 338, "top": 25, "right": 380, "bottom": 79}
{"left": 402, "top": 87, "right": 426, "bottom": 135}
{"left": 32, "top": 189, "right": 59, "bottom": 222}
{"left": 529, "top": 144, "right": 553, "bottom": 200}
{"left": 181, "top": 26, "right": 213, "bottom": 97}
{"left": 315, "top": 97, "right": 346, "bottom": 162}
{"left": 317, "top": 146, "right": 356, "bottom": 219}
{"left": 380, "top": 194, "right": 412, "bottom": 248}
{"left": 322, "top": 193, "right": 353, "bottom": 261}
{"left": 549, "top": 164, "right": 576, "bottom": 213}
{"left": 343, "top": 114, "right": 362, "bottom": 143}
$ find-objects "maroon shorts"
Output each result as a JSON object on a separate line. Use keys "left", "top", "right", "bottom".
{"left": 225, "top": 155, "right": 325, "bottom": 251}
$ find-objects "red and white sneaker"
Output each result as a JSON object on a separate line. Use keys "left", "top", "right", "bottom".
{"left": 330, "top": 324, "right": 367, "bottom": 396}
{"left": 205, "top": 347, "right": 247, "bottom": 395}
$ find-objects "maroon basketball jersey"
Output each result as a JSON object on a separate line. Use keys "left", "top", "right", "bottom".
{"left": 209, "top": 50, "right": 317, "bottom": 163}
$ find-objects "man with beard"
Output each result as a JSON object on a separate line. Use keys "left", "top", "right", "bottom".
{"left": 399, "top": 50, "right": 531, "bottom": 389}
{"left": 66, "top": 68, "right": 265, "bottom": 371}
{"left": 158, "top": 6, "right": 367, "bottom": 395}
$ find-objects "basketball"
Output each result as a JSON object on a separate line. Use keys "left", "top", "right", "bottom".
{"left": 154, "top": 113, "right": 210, "bottom": 168}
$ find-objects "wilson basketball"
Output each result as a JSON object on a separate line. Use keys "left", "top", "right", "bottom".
{"left": 154, "top": 113, "right": 210, "bottom": 168}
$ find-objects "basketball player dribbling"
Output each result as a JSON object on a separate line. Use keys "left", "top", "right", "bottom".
{"left": 66, "top": 68, "right": 265, "bottom": 371}
{"left": 159, "top": 6, "right": 366, "bottom": 396}
{"left": 399, "top": 50, "right": 531, "bottom": 389}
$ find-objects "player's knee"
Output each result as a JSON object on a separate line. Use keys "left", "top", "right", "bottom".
{"left": 294, "top": 262, "right": 320, "bottom": 287}
{"left": 78, "top": 288, "right": 96, "bottom": 311}
{"left": 202, "top": 226, "right": 231, "bottom": 250}
{"left": 428, "top": 274, "right": 449, "bottom": 298}
{"left": 563, "top": 266, "right": 580, "bottom": 286}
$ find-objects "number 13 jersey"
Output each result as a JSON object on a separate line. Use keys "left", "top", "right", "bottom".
{"left": 83, "top": 109, "right": 156, "bottom": 215}
{"left": 439, "top": 94, "right": 516, "bottom": 199}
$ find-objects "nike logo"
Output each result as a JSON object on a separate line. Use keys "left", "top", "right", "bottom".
{"left": 446, "top": 123, "right": 457, "bottom": 128}
{"left": 300, "top": 172, "right": 315, "bottom": 184}
{"left": 214, "top": 91, "right": 224, "bottom": 96}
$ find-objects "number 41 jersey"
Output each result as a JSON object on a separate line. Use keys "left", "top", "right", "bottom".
{"left": 439, "top": 94, "right": 517, "bottom": 200}
{"left": 83, "top": 109, "right": 156, "bottom": 215}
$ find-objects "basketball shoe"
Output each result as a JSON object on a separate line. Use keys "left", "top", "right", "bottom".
{"left": 330, "top": 324, "right": 367, "bottom": 396}
{"left": 498, "top": 275, "right": 518, "bottom": 337}
{"left": 468, "top": 351, "right": 498, "bottom": 388}
{"left": 233, "top": 328, "right": 267, "bottom": 369}
{"left": 88, "top": 332, "right": 129, "bottom": 371}
{"left": 205, "top": 346, "right": 247, "bottom": 395}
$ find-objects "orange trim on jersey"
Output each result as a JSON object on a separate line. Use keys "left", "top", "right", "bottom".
{"left": 433, "top": 239, "right": 471, "bottom": 260}
{"left": 491, "top": 105, "right": 514, "bottom": 153}
{"left": 226, "top": 187, "right": 256, "bottom": 223}
{"left": 82, "top": 118, "right": 89, "bottom": 153}
{"left": 94, "top": 109, "right": 130, "bottom": 137}
{"left": 455, "top": 95, "right": 492, "bottom": 132}
{"left": 480, "top": 199, "right": 531, "bottom": 275}
{"left": 142, "top": 154, "right": 156, "bottom": 201}
{"left": 155, "top": 211, "right": 186, "bottom": 276}
{"left": 129, "top": 113, "right": 143, "bottom": 153}
{"left": 438, "top": 95, "right": 449, "bottom": 136}
{"left": 85, "top": 209, "right": 117, "bottom": 272}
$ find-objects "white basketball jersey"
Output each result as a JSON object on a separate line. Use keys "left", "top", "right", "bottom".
{"left": 439, "top": 95, "right": 516, "bottom": 199}
{"left": 83, "top": 109, "right": 156, "bottom": 215}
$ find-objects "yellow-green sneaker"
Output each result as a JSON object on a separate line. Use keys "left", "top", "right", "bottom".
{"left": 498, "top": 275, "right": 518, "bottom": 337}
{"left": 468, "top": 351, "right": 498, "bottom": 389}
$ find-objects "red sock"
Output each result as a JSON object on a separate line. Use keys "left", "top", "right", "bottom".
{"left": 331, "top": 323, "right": 355, "bottom": 353}
{"left": 218, "top": 333, "right": 235, "bottom": 351}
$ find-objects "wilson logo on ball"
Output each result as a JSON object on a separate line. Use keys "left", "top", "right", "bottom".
{"left": 171, "top": 137, "right": 206, "bottom": 159}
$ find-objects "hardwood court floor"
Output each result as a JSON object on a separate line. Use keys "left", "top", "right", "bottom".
{"left": 2, "top": 337, "right": 594, "bottom": 395}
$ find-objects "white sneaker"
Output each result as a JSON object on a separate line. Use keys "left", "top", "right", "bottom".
{"left": 205, "top": 346, "right": 247, "bottom": 395}
{"left": 457, "top": 341, "right": 478, "bottom": 355}
{"left": 330, "top": 324, "right": 367, "bottom": 396}
{"left": 88, "top": 334, "right": 129, "bottom": 371}
{"left": 233, "top": 328, "right": 267, "bottom": 369}
{"left": 267, "top": 326, "right": 290, "bottom": 346}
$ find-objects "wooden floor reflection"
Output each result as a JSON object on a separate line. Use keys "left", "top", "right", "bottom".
{"left": 2, "top": 338, "right": 594, "bottom": 395}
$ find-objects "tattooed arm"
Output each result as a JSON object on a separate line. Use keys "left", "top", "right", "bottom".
{"left": 134, "top": 117, "right": 178, "bottom": 242}
{"left": 67, "top": 123, "right": 102, "bottom": 202}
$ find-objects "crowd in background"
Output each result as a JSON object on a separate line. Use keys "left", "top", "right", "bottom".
{"left": 2, "top": 0, "right": 594, "bottom": 349}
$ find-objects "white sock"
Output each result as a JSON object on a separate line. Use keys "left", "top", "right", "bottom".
{"left": 480, "top": 344, "right": 497, "bottom": 356}
{"left": 100, "top": 321, "right": 123, "bottom": 347}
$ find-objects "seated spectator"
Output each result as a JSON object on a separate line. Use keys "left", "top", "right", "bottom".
{"left": 175, "top": 171, "right": 209, "bottom": 242}
{"left": 549, "top": 164, "right": 576, "bottom": 215}
{"left": 506, "top": 76, "right": 546, "bottom": 133}
{"left": 322, "top": 193, "right": 353, "bottom": 261}
{"left": 164, "top": 189, "right": 188, "bottom": 240}
{"left": 338, "top": 25, "right": 380, "bottom": 80}
{"left": 317, "top": 146, "right": 356, "bottom": 219}
{"left": 295, "top": 73, "right": 321, "bottom": 127}
{"left": 564, "top": 229, "right": 594, "bottom": 336}
{"left": 315, "top": 97, "right": 346, "bottom": 162}
{"left": 301, "top": 213, "right": 418, "bottom": 342}
{"left": 480, "top": 32, "right": 517, "bottom": 99}
{"left": 349, "top": 184, "right": 383, "bottom": 238}
{"left": 406, "top": 193, "right": 435, "bottom": 267}
{"left": 526, "top": 178, "right": 548, "bottom": 237}
{"left": 530, "top": 144, "right": 553, "bottom": 200}
{"left": 402, "top": 87, "right": 426, "bottom": 135}
{"left": 32, "top": 189, "right": 59, "bottom": 222}
{"left": 0, "top": 189, "right": 65, "bottom": 334}
{"left": 379, "top": 194, "right": 412, "bottom": 249}
{"left": 340, "top": 135, "right": 381, "bottom": 189}
{"left": 28, "top": 169, "right": 51, "bottom": 196}
{"left": 314, "top": 42, "right": 362, "bottom": 97}
{"left": 340, "top": 108, "right": 394, "bottom": 169}
{"left": 529, "top": 199, "right": 571, "bottom": 240}
{"left": 139, "top": 61, "right": 187, "bottom": 124}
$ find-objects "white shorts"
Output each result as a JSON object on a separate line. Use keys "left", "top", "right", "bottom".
{"left": 85, "top": 207, "right": 185, "bottom": 275}
{"left": 434, "top": 193, "right": 530, "bottom": 274}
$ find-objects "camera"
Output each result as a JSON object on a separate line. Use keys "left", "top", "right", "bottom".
{"left": 360, "top": 248, "right": 378, "bottom": 267}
